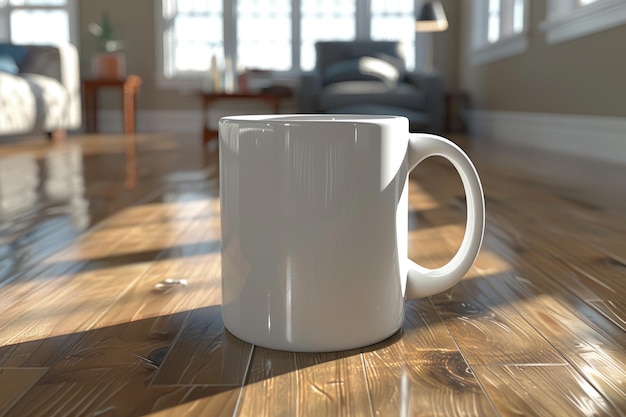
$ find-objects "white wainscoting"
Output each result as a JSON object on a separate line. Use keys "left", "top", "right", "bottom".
{"left": 469, "top": 110, "right": 626, "bottom": 165}
{"left": 96, "top": 103, "right": 298, "bottom": 135}
{"left": 97, "top": 109, "right": 201, "bottom": 134}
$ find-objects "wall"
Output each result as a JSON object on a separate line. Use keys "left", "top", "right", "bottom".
{"left": 79, "top": 0, "right": 195, "bottom": 110}
{"left": 458, "top": 0, "right": 626, "bottom": 163}
{"left": 459, "top": 0, "right": 626, "bottom": 116}
{"left": 437, "top": 0, "right": 460, "bottom": 92}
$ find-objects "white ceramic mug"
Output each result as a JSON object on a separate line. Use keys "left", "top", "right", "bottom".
{"left": 219, "top": 115, "right": 484, "bottom": 352}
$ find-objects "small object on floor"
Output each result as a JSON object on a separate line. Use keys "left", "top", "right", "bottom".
{"left": 154, "top": 278, "right": 188, "bottom": 292}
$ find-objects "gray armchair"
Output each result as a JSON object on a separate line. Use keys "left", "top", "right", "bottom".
{"left": 299, "top": 40, "right": 444, "bottom": 133}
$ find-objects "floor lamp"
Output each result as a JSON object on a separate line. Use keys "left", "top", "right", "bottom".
{"left": 415, "top": 0, "right": 448, "bottom": 73}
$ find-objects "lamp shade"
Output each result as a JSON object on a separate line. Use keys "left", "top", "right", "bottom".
{"left": 415, "top": 1, "right": 448, "bottom": 32}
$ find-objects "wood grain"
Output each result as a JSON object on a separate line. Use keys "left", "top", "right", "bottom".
{"left": 473, "top": 365, "right": 620, "bottom": 417}
{"left": 431, "top": 280, "right": 567, "bottom": 366}
{"left": 469, "top": 270, "right": 626, "bottom": 415}
{"left": 237, "top": 347, "right": 370, "bottom": 417}
{"left": 0, "top": 368, "right": 47, "bottom": 415}
{"left": 142, "top": 386, "right": 241, "bottom": 417}
{"left": 152, "top": 307, "right": 253, "bottom": 386}
{"left": 412, "top": 143, "right": 626, "bottom": 415}
{"left": 363, "top": 300, "right": 498, "bottom": 417}
{"left": 0, "top": 133, "right": 625, "bottom": 416}
{"left": 2, "top": 312, "right": 189, "bottom": 416}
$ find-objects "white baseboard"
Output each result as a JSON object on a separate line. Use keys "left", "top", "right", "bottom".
{"left": 96, "top": 109, "right": 201, "bottom": 134}
{"left": 469, "top": 110, "right": 626, "bottom": 165}
{"left": 97, "top": 103, "right": 298, "bottom": 135}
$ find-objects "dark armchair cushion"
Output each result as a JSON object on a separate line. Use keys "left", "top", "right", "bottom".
{"left": 0, "top": 55, "right": 19, "bottom": 74}
{"left": 321, "top": 57, "right": 401, "bottom": 87}
{"left": 316, "top": 41, "right": 406, "bottom": 68}
{"left": 0, "top": 44, "right": 62, "bottom": 82}
{"left": 0, "top": 44, "right": 28, "bottom": 68}
{"left": 318, "top": 81, "right": 426, "bottom": 111}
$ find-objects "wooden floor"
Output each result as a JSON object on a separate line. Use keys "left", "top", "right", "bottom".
{"left": 0, "top": 132, "right": 624, "bottom": 417}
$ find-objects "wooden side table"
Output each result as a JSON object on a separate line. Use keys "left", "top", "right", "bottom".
{"left": 83, "top": 75, "right": 142, "bottom": 134}
{"left": 200, "top": 90, "right": 293, "bottom": 144}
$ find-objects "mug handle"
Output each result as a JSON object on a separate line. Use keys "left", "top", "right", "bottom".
{"left": 405, "top": 133, "right": 485, "bottom": 299}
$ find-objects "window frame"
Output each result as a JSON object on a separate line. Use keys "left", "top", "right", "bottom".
{"left": 0, "top": 0, "right": 79, "bottom": 46}
{"left": 155, "top": 0, "right": 420, "bottom": 89}
{"left": 540, "top": 0, "right": 626, "bottom": 44}
{"left": 470, "top": 0, "right": 529, "bottom": 66}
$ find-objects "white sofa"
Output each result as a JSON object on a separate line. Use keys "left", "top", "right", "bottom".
{"left": 0, "top": 43, "right": 81, "bottom": 138}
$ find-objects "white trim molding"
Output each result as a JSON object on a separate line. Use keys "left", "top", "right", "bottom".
{"left": 541, "top": 0, "right": 626, "bottom": 45}
{"left": 471, "top": 33, "right": 529, "bottom": 66}
{"left": 96, "top": 110, "right": 202, "bottom": 134}
{"left": 469, "top": 110, "right": 626, "bottom": 164}
{"left": 95, "top": 104, "right": 297, "bottom": 134}
{"left": 470, "top": 0, "right": 530, "bottom": 66}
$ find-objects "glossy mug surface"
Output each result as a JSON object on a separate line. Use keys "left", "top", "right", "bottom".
{"left": 219, "top": 115, "right": 484, "bottom": 352}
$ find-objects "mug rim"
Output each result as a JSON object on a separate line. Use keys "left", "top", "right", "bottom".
{"left": 220, "top": 114, "right": 408, "bottom": 125}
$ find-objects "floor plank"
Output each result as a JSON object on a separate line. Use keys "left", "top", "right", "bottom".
{"left": 0, "top": 368, "right": 47, "bottom": 416}
{"left": 431, "top": 279, "right": 567, "bottom": 366}
{"left": 142, "top": 386, "right": 241, "bottom": 417}
{"left": 2, "top": 312, "right": 190, "bottom": 417}
{"left": 472, "top": 271, "right": 626, "bottom": 415}
{"left": 237, "top": 347, "right": 370, "bottom": 417}
{"left": 363, "top": 300, "right": 498, "bottom": 417}
{"left": 152, "top": 306, "right": 253, "bottom": 386}
{"left": 474, "top": 364, "right": 621, "bottom": 417}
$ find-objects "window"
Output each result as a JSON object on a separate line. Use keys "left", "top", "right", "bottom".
{"left": 156, "top": 0, "right": 416, "bottom": 87}
{"left": 161, "top": 0, "right": 223, "bottom": 78}
{"left": 238, "top": 0, "right": 292, "bottom": 71}
{"left": 371, "top": 0, "right": 416, "bottom": 70}
{"left": 0, "top": 0, "right": 77, "bottom": 45}
{"left": 471, "top": 0, "right": 528, "bottom": 66}
{"left": 541, "top": 0, "right": 626, "bottom": 44}
{"left": 300, "top": 0, "right": 356, "bottom": 71}
{"left": 487, "top": 0, "right": 524, "bottom": 42}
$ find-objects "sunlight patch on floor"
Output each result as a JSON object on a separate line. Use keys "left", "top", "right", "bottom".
{"left": 409, "top": 224, "right": 510, "bottom": 279}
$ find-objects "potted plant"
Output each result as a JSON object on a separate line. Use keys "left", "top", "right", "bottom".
{"left": 89, "top": 15, "right": 125, "bottom": 79}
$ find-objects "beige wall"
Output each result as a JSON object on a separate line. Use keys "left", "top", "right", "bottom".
{"left": 436, "top": 0, "right": 460, "bottom": 91}
{"left": 459, "top": 0, "right": 626, "bottom": 117}
{"left": 79, "top": 0, "right": 195, "bottom": 110}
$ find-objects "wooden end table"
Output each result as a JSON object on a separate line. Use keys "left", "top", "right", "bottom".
{"left": 83, "top": 75, "right": 142, "bottom": 134}
{"left": 200, "top": 90, "right": 293, "bottom": 144}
